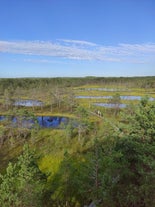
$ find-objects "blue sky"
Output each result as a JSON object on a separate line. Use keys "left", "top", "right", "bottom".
{"left": 0, "top": 0, "right": 155, "bottom": 77}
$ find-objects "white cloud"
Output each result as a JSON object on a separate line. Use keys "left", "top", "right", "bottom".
{"left": 23, "top": 58, "right": 75, "bottom": 65}
{"left": 0, "top": 39, "right": 155, "bottom": 63}
{"left": 58, "top": 39, "right": 97, "bottom": 47}
{"left": 23, "top": 58, "right": 55, "bottom": 63}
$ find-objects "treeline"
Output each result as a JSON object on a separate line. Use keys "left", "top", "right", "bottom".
{"left": 0, "top": 76, "right": 155, "bottom": 92}
{"left": 0, "top": 98, "right": 155, "bottom": 206}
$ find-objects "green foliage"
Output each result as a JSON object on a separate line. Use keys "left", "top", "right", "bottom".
{"left": 112, "top": 136, "right": 155, "bottom": 207}
{"left": 0, "top": 125, "right": 6, "bottom": 147}
{"left": 120, "top": 97, "right": 155, "bottom": 141}
{"left": 3, "top": 88, "right": 14, "bottom": 110}
{"left": 108, "top": 93, "right": 122, "bottom": 116}
{"left": 0, "top": 144, "right": 46, "bottom": 207}
{"left": 0, "top": 162, "right": 19, "bottom": 207}
{"left": 1, "top": 78, "right": 155, "bottom": 206}
{"left": 44, "top": 99, "right": 155, "bottom": 207}
{"left": 109, "top": 93, "right": 121, "bottom": 105}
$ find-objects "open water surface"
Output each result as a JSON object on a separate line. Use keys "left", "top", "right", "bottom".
{"left": 93, "top": 103, "right": 127, "bottom": 108}
{"left": 0, "top": 115, "right": 68, "bottom": 128}
{"left": 76, "top": 95, "right": 155, "bottom": 101}
{"left": 84, "top": 88, "right": 129, "bottom": 92}
{"left": 14, "top": 100, "right": 44, "bottom": 107}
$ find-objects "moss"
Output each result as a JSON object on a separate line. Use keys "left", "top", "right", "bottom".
{"left": 38, "top": 154, "right": 62, "bottom": 180}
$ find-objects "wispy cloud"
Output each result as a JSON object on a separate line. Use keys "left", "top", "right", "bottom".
{"left": 0, "top": 39, "right": 155, "bottom": 63}
{"left": 23, "top": 58, "right": 56, "bottom": 64}
{"left": 58, "top": 39, "right": 97, "bottom": 47}
{"left": 23, "top": 58, "right": 75, "bottom": 65}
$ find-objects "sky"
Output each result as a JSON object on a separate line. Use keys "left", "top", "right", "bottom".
{"left": 0, "top": 0, "right": 155, "bottom": 78}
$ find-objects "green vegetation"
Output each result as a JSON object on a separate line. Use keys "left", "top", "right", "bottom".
{"left": 0, "top": 77, "right": 155, "bottom": 206}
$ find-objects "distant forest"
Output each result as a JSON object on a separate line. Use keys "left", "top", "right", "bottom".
{"left": 0, "top": 76, "right": 155, "bottom": 91}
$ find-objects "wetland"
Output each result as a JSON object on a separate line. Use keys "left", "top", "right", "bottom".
{"left": 0, "top": 77, "right": 155, "bottom": 207}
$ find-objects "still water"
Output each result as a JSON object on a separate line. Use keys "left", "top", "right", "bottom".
{"left": 0, "top": 116, "right": 68, "bottom": 128}
{"left": 93, "top": 103, "right": 127, "bottom": 108}
{"left": 76, "top": 95, "right": 155, "bottom": 101}
{"left": 14, "top": 100, "right": 44, "bottom": 107}
{"left": 84, "top": 88, "right": 129, "bottom": 92}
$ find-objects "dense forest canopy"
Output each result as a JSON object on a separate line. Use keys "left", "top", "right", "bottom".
{"left": 0, "top": 76, "right": 155, "bottom": 92}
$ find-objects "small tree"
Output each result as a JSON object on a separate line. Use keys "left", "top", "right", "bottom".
{"left": 0, "top": 162, "right": 19, "bottom": 207}
{"left": 109, "top": 93, "right": 121, "bottom": 115}
{"left": 3, "top": 88, "right": 14, "bottom": 110}
{"left": 0, "top": 144, "right": 46, "bottom": 207}
{"left": 0, "top": 125, "right": 6, "bottom": 147}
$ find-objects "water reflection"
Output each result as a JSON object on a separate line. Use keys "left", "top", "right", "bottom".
{"left": 76, "top": 96, "right": 110, "bottom": 99}
{"left": 0, "top": 116, "right": 5, "bottom": 121}
{"left": 37, "top": 116, "right": 68, "bottom": 128}
{"left": 76, "top": 95, "right": 155, "bottom": 101}
{"left": 0, "top": 115, "right": 68, "bottom": 128}
{"left": 93, "top": 103, "right": 127, "bottom": 108}
{"left": 85, "top": 88, "right": 128, "bottom": 92}
{"left": 14, "top": 100, "right": 44, "bottom": 107}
